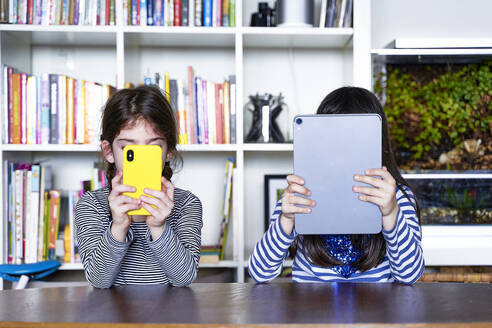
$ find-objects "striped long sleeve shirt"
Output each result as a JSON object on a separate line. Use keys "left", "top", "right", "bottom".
{"left": 249, "top": 186, "right": 424, "bottom": 284}
{"left": 75, "top": 186, "right": 202, "bottom": 288}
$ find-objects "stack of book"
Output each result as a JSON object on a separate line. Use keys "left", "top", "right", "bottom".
{"left": 199, "top": 157, "right": 234, "bottom": 264}
{"left": 319, "top": 0, "right": 353, "bottom": 28}
{"left": 124, "top": 0, "right": 236, "bottom": 27}
{"left": 141, "top": 66, "right": 236, "bottom": 145}
{"left": 2, "top": 65, "right": 115, "bottom": 145}
{"left": 4, "top": 161, "right": 107, "bottom": 265}
{"left": 0, "top": 0, "right": 117, "bottom": 25}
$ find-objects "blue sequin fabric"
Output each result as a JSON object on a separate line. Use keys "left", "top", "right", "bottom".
{"left": 322, "top": 235, "right": 363, "bottom": 278}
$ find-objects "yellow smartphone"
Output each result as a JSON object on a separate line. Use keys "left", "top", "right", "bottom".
{"left": 123, "top": 145, "right": 163, "bottom": 215}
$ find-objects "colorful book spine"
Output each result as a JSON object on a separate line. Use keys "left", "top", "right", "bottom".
{"left": 222, "top": 0, "right": 229, "bottom": 26}
{"left": 20, "top": 73, "right": 27, "bottom": 144}
{"left": 146, "top": 0, "right": 153, "bottom": 25}
{"left": 181, "top": 0, "right": 188, "bottom": 26}
{"left": 47, "top": 190, "right": 60, "bottom": 260}
{"left": 203, "top": 0, "right": 212, "bottom": 26}
{"left": 229, "top": 0, "right": 235, "bottom": 26}
{"left": 194, "top": 0, "right": 201, "bottom": 26}
{"left": 229, "top": 75, "right": 236, "bottom": 143}
{"left": 173, "top": 0, "right": 180, "bottom": 26}
{"left": 12, "top": 73, "right": 21, "bottom": 144}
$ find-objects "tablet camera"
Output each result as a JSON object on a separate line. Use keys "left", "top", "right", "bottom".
{"left": 127, "top": 150, "right": 134, "bottom": 162}
{"left": 296, "top": 118, "right": 303, "bottom": 125}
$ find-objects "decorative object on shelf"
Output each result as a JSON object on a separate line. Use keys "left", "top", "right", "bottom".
{"left": 374, "top": 61, "right": 492, "bottom": 170}
{"left": 407, "top": 176, "right": 492, "bottom": 225}
{"left": 277, "top": 0, "right": 313, "bottom": 27}
{"left": 250, "top": 2, "right": 276, "bottom": 27}
{"left": 244, "top": 93, "right": 287, "bottom": 143}
{"left": 264, "top": 174, "right": 288, "bottom": 231}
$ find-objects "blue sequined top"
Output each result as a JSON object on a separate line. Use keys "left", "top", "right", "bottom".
{"left": 321, "top": 234, "right": 369, "bottom": 278}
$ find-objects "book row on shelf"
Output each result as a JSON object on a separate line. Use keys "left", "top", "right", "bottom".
{"left": 0, "top": 0, "right": 236, "bottom": 27}
{"left": 200, "top": 156, "right": 233, "bottom": 264}
{"left": 2, "top": 65, "right": 115, "bottom": 145}
{"left": 124, "top": 0, "right": 236, "bottom": 27}
{"left": 3, "top": 158, "right": 234, "bottom": 266}
{"left": 141, "top": 66, "right": 236, "bottom": 145}
{"left": 2, "top": 65, "right": 236, "bottom": 145}
{"left": 4, "top": 161, "right": 107, "bottom": 265}
{"left": 0, "top": 0, "right": 117, "bottom": 25}
{"left": 319, "top": 0, "right": 353, "bottom": 28}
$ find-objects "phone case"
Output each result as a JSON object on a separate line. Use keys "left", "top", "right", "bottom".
{"left": 123, "top": 145, "right": 163, "bottom": 215}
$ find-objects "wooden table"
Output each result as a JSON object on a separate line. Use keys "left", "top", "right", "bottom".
{"left": 0, "top": 282, "right": 491, "bottom": 327}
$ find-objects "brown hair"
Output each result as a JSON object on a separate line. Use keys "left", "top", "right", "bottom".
{"left": 100, "top": 85, "right": 182, "bottom": 187}
{"left": 290, "top": 86, "right": 421, "bottom": 272}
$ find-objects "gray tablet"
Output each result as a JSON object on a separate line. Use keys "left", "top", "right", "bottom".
{"left": 293, "top": 114, "right": 382, "bottom": 234}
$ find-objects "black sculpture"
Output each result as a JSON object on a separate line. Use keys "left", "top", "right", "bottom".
{"left": 245, "top": 93, "right": 286, "bottom": 143}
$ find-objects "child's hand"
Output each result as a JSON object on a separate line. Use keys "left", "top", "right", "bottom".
{"left": 353, "top": 166, "right": 399, "bottom": 231}
{"left": 279, "top": 174, "right": 316, "bottom": 235}
{"left": 108, "top": 171, "right": 141, "bottom": 241}
{"left": 140, "top": 177, "right": 175, "bottom": 240}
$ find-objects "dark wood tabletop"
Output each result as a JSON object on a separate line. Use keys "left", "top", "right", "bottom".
{"left": 0, "top": 282, "right": 491, "bottom": 327}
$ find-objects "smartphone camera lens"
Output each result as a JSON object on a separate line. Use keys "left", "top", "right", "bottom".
{"left": 127, "top": 150, "right": 134, "bottom": 162}
{"left": 296, "top": 118, "right": 303, "bottom": 125}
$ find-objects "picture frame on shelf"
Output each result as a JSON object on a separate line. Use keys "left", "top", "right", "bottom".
{"left": 264, "top": 174, "right": 288, "bottom": 231}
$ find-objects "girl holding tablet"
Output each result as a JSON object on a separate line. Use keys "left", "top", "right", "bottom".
{"left": 249, "top": 87, "right": 424, "bottom": 284}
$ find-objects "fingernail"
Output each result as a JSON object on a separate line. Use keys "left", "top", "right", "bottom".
{"left": 311, "top": 200, "right": 316, "bottom": 206}
{"left": 307, "top": 208, "right": 312, "bottom": 213}
{"left": 308, "top": 191, "right": 312, "bottom": 196}
{"left": 354, "top": 175, "right": 359, "bottom": 180}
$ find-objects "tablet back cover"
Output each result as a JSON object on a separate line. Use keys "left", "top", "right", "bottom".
{"left": 293, "top": 114, "right": 382, "bottom": 234}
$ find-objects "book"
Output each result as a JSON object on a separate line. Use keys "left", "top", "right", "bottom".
{"left": 146, "top": 0, "right": 153, "bottom": 25}
{"left": 229, "top": 75, "right": 236, "bottom": 144}
{"left": 12, "top": 73, "right": 21, "bottom": 144}
{"left": 325, "top": 0, "right": 336, "bottom": 27}
{"left": 218, "top": 157, "right": 234, "bottom": 260}
{"left": 319, "top": 0, "right": 327, "bottom": 28}
{"left": 222, "top": 80, "right": 230, "bottom": 144}
{"left": 186, "top": 66, "right": 196, "bottom": 144}
{"left": 228, "top": 0, "right": 234, "bottom": 26}
{"left": 215, "top": 83, "right": 223, "bottom": 144}
{"left": 203, "top": 0, "right": 212, "bottom": 26}
{"left": 181, "top": 0, "right": 188, "bottom": 26}
{"left": 221, "top": 0, "right": 229, "bottom": 26}
{"left": 47, "top": 190, "right": 60, "bottom": 260}
{"left": 173, "top": 0, "right": 180, "bottom": 25}
{"left": 20, "top": 73, "right": 27, "bottom": 144}
{"left": 194, "top": 0, "right": 201, "bottom": 26}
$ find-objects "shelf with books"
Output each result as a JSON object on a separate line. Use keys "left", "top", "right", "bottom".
{"left": 242, "top": 27, "right": 354, "bottom": 49}
{"left": 0, "top": 144, "right": 240, "bottom": 152}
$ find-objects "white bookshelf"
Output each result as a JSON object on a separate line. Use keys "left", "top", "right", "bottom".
{"left": 1, "top": 0, "right": 491, "bottom": 290}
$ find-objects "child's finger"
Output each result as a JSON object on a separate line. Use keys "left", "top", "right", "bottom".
{"left": 122, "top": 203, "right": 142, "bottom": 214}
{"left": 143, "top": 188, "right": 173, "bottom": 207}
{"left": 162, "top": 177, "right": 175, "bottom": 201}
{"left": 140, "top": 194, "right": 168, "bottom": 210}
{"left": 287, "top": 183, "right": 311, "bottom": 196}
{"left": 282, "top": 203, "right": 312, "bottom": 215}
{"left": 365, "top": 168, "right": 393, "bottom": 181}
{"left": 352, "top": 186, "right": 384, "bottom": 198}
{"left": 285, "top": 195, "right": 316, "bottom": 207}
{"left": 358, "top": 194, "right": 384, "bottom": 206}
{"left": 112, "top": 184, "right": 136, "bottom": 195}
{"left": 354, "top": 174, "right": 385, "bottom": 188}
{"left": 287, "top": 174, "right": 305, "bottom": 185}
{"left": 141, "top": 202, "right": 159, "bottom": 217}
{"left": 111, "top": 171, "right": 123, "bottom": 188}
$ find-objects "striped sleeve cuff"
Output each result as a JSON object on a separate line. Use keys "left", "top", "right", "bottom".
{"left": 145, "top": 222, "right": 174, "bottom": 253}
{"left": 381, "top": 207, "right": 402, "bottom": 244}
{"left": 273, "top": 215, "right": 296, "bottom": 248}
{"left": 104, "top": 223, "right": 133, "bottom": 256}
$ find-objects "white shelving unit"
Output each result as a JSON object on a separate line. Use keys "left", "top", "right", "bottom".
{"left": 1, "top": 0, "right": 491, "bottom": 289}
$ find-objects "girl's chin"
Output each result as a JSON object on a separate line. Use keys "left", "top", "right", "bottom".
{"left": 131, "top": 215, "right": 147, "bottom": 222}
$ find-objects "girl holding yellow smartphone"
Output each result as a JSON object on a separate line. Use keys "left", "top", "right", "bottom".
{"left": 75, "top": 86, "right": 203, "bottom": 288}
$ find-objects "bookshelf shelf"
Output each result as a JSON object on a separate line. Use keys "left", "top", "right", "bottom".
{"left": 242, "top": 143, "right": 293, "bottom": 152}
{"left": 0, "top": 144, "right": 239, "bottom": 152}
{"left": 0, "top": 25, "right": 118, "bottom": 46}
{"left": 124, "top": 27, "right": 236, "bottom": 48}
{"left": 242, "top": 27, "right": 353, "bottom": 48}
